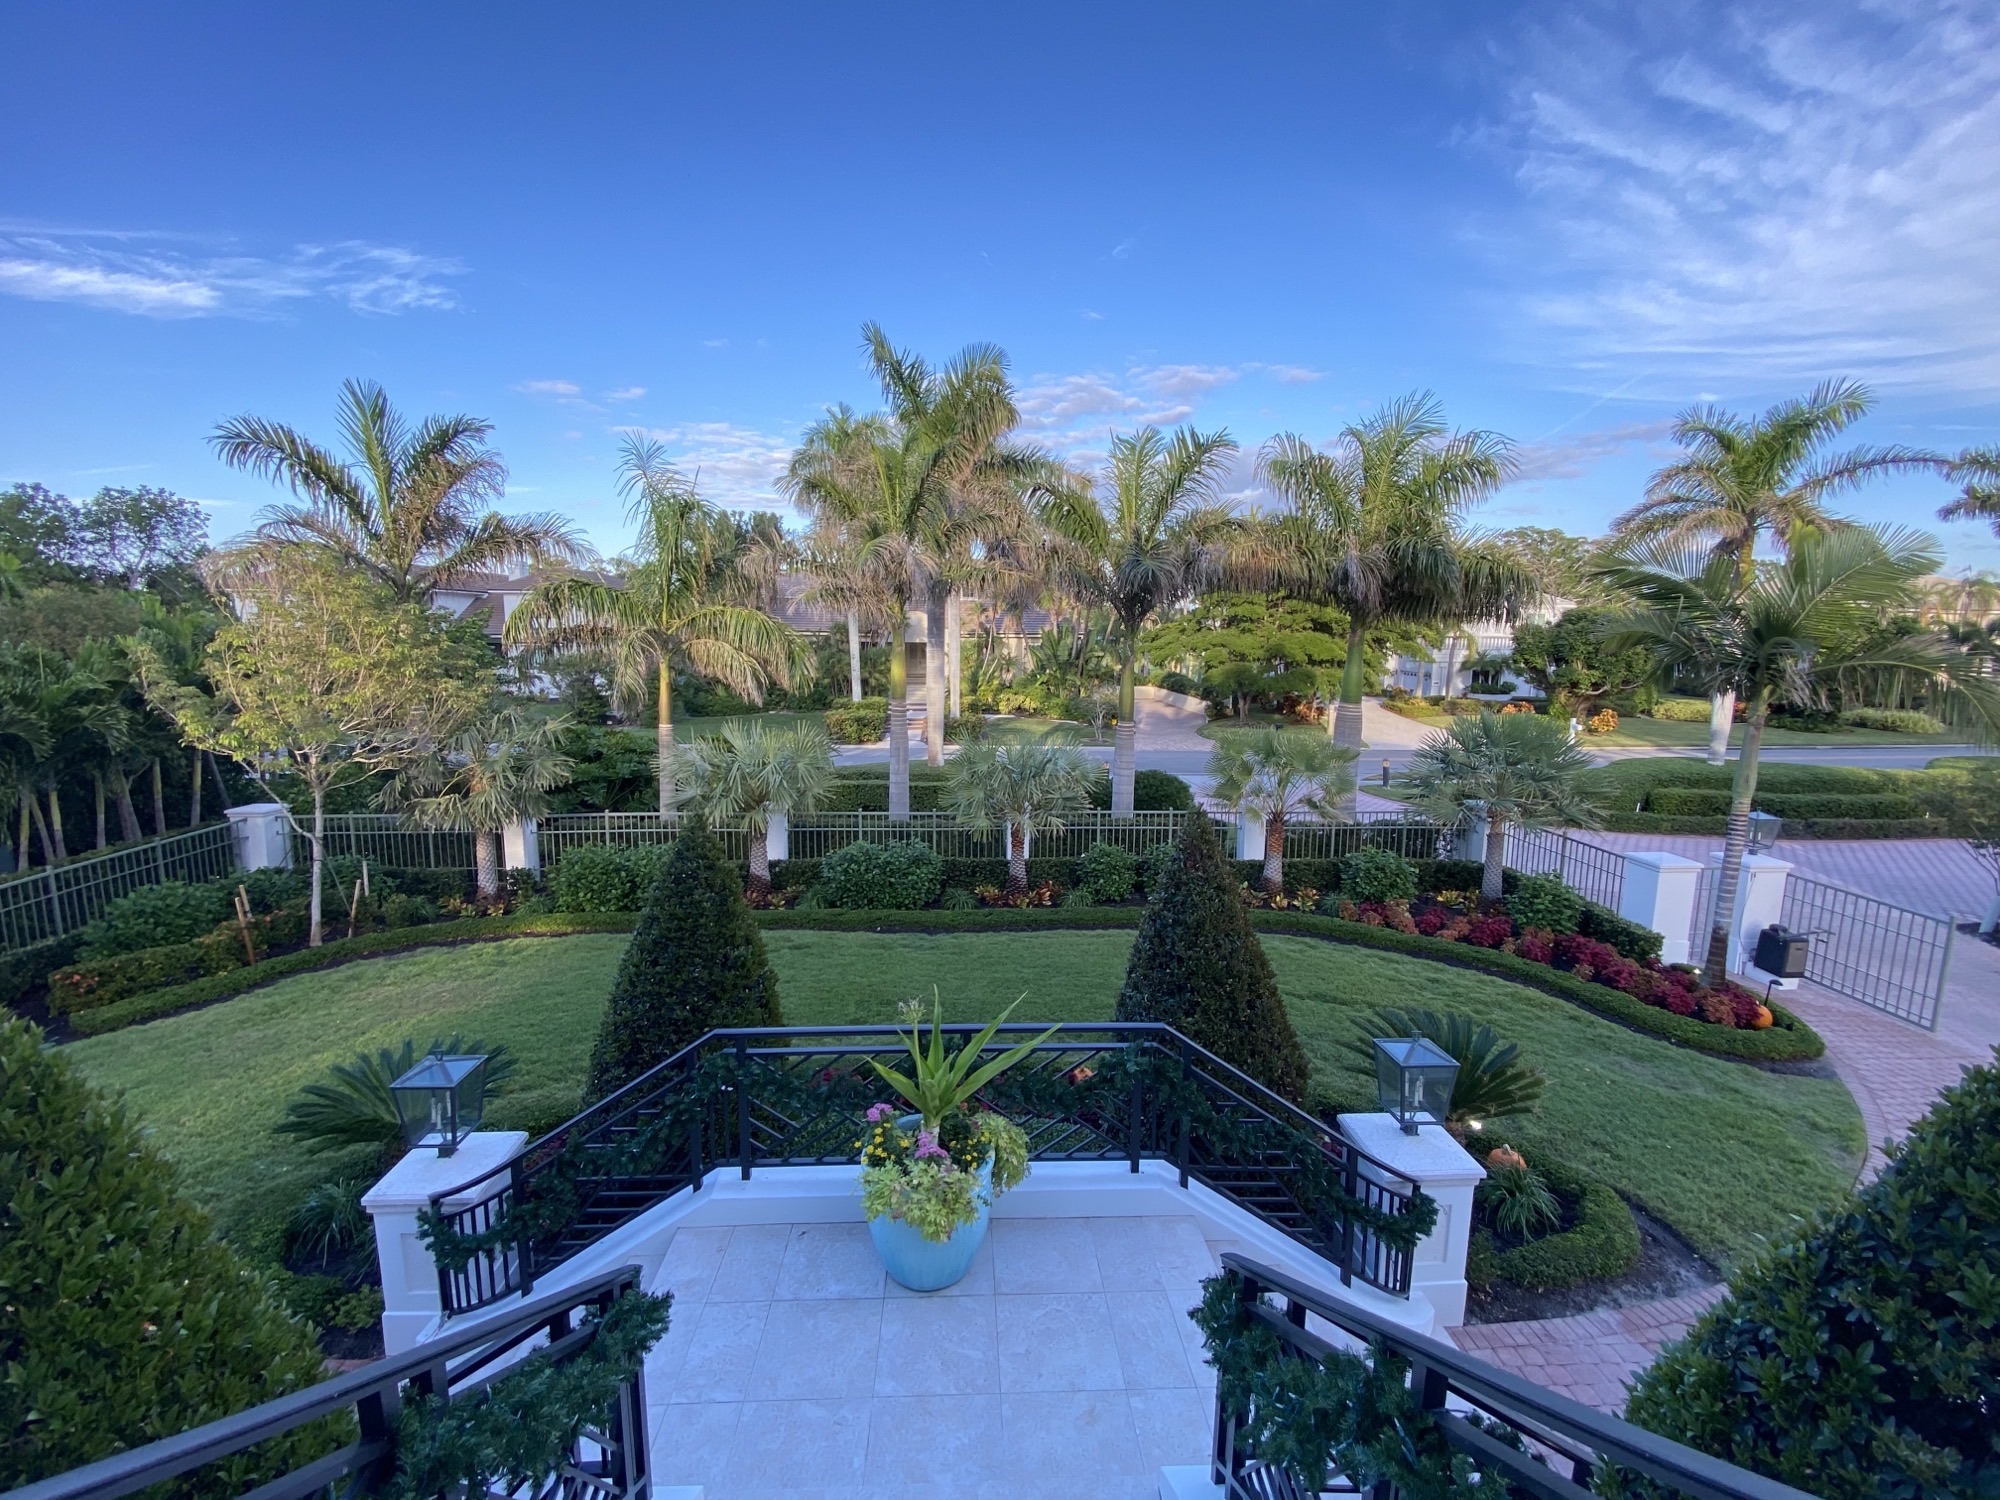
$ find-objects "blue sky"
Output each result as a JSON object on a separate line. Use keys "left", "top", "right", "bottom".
{"left": 3, "top": 1, "right": 1998, "bottom": 571}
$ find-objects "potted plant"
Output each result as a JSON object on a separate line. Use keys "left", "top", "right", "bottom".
{"left": 857, "top": 996, "right": 1053, "bottom": 1290}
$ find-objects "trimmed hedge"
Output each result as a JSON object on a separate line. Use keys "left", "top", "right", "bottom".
{"left": 1600, "top": 812, "right": 1938, "bottom": 839}
{"left": 1468, "top": 1149, "right": 1641, "bottom": 1292}
{"left": 823, "top": 698, "right": 888, "bottom": 744}
{"left": 0, "top": 935, "right": 82, "bottom": 1012}
{"left": 1648, "top": 787, "right": 1922, "bottom": 820}
{"left": 1647, "top": 697, "right": 1715, "bottom": 722}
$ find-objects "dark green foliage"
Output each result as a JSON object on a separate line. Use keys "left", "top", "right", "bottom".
{"left": 76, "top": 880, "right": 232, "bottom": 961}
{"left": 1346, "top": 1006, "right": 1544, "bottom": 1129}
{"left": 1647, "top": 787, "right": 1921, "bottom": 820}
{"left": 1115, "top": 815, "right": 1309, "bottom": 1101}
{"left": 1508, "top": 605, "right": 1657, "bottom": 717}
{"left": 1480, "top": 1165, "right": 1560, "bottom": 1239}
{"left": 1076, "top": 842, "right": 1139, "bottom": 903}
{"left": 550, "top": 844, "right": 669, "bottom": 913}
{"left": 585, "top": 820, "right": 782, "bottom": 1100}
{"left": 815, "top": 839, "right": 943, "bottom": 909}
{"left": 1505, "top": 872, "right": 1583, "bottom": 935}
{"left": 0, "top": 935, "right": 82, "bottom": 1011}
{"left": 549, "top": 724, "right": 659, "bottom": 812}
{"left": 823, "top": 697, "right": 889, "bottom": 744}
{"left": 0, "top": 1016, "right": 334, "bottom": 1492}
{"left": 1575, "top": 902, "right": 1664, "bottom": 965}
{"left": 1624, "top": 1048, "right": 2000, "bottom": 1499}
{"left": 1088, "top": 768, "right": 1196, "bottom": 811}
{"left": 286, "top": 1176, "right": 372, "bottom": 1259}
{"left": 275, "top": 1036, "right": 519, "bottom": 1153}
{"left": 1339, "top": 847, "right": 1419, "bottom": 904}
{"left": 1469, "top": 1150, "right": 1640, "bottom": 1292}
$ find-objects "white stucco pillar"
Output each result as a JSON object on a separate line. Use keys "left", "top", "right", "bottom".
{"left": 224, "top": 802, "right": 292, "bottom": 871}
{"left": 1339, "top": 1113, "right": 1486, "bottom": 1328}
{"left": 501, "top": 817, "right": 540, "bottom": 874}
{"left": 1618, "top": 851, "right": 1704, "bottom": 966}
{"left": 1234, "top": 808, "right": 1265, "bottom": 862}
{"left": 361, "top": 1130, "right": 526, "bottom": 1353}
{"left": 1453, "top": 807, "right": 1487, "bottom": 868}
{"left": 1713, "top": 853, "right": 1795, "bottom": 984}
{"left": 766, "top": 810, "right": 789, "bottom": 866}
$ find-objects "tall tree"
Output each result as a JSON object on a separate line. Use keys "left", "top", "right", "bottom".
{"left": 1205, "top": 728, "right": 1355, "bottom": 894}
{"left": 1040, "top": 425, "right": 1240, "bottom": 813}
{"left": 211, "top": 378, "right": 583, "bottom": 601}
{"left": 942, "top": 742, "right": 1103, "bottom": 892}
{"left": 504, "top": 438, "right": 805, "bottom": 814}
{"left": 1613, "top": 380, "right": 1935, "bottom": 764}
{"left": 670, "top": 720, "right": 835, "bottom": 894}
{"left": 1941, "top": 444, "right": 2000, "bottom": 538}
{"left": 70, "top": 486, "right": 207, "bottom": 589}
{"left": 1256, "top": 394, "right": 1527, "bottom": 761}
{"left": 1596, "top": 525, "right": 2000, "bottom": 983}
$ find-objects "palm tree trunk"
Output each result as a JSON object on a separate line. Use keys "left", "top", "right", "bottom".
{"left": 1262, "top": 809, "right": 1285, "bottom": 895}
{"left": 28, "top": 791, "right": 55, "bottom": 865}
{"left": 947, "top": 594, "right": 962, "bottom": 718}
{"left": 308, "top": 782, "right": 326, "bottom": 947}
{"left": 1706, "top": 691, "right": 1735, "bottom": 765}
{"left": 207, "top": 751, "right": 234, "bottom": 809}
{"left": 150, "top": 758, "right": 166, "bottom": 836}
{"left": 847, "top": 611, "right": 863, "bottom": 702}
{"left": 44, "top": 783, "right": 67, "bottom": 861}
{"left": 924, "top": 584, "right": 948, "bottom": 767}
{"left": 1113, "top": 645, "right": 1138, "bottom": 816}
{"left": 93, "top": 772, "right": 106, "bottom": 849}
{"left": 1007, "top": 818, "right": 1028, "bottom": 894}
{"left": 474, "top": 830, "right": 500, "bottom": 903}
{"left": 888, "top": 611, "right": 911, "bottom": 821}
{"left": 1482, "top": 811, "right": 1506, "bottom": 903}
{"left": 1333, "top": 622, "right": 1368, "bottom": 749}
{"left": 656, "top": 668, "right": 675, "bottom": 817}
{"left": 188, "top": 747, "right": 203, "bottom": 827}
{"left": 747, "top": 831, "right": 771, "bottom": 894}
{"left": 1704, "top": 696, "right": 1771, "bottom": 984}
{"left": 110, "top": 767, "right": 141, "bottom": 843}
{"left": 17, "top": 793, "right": 31, "bottom": 870}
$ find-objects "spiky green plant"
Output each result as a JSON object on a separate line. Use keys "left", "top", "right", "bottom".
{"left": 942, "top": 742, "right": 1103, "bottom": 891}
{"left": 1481, "top": 1165, "right": 1561, "bottom": 1240}
{"left": 1348, "top": 1006, "right": 1545, "bottom": 1135}
{"left": 868, "top": 993, "right": 1060, "bottom": 1130}
{"left": 274, "top": 1035, "right": 517, "bottom": 1154}
{"left": 671, "top": 719, "right": 835, "bottom": 892}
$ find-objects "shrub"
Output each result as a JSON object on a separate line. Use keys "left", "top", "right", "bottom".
{"left": 550, "top": 843, "right": 667, "bottom": 912}
{"left": 1075, "top": 842, "right": 1139, "bottom": 903}
{"left": 1087, "top": 768, "right": 1196, "bottom": 812}
{"left": 1504, "top": 872, "right": 1583, "bottom": 936}
{"left": 1115, "top": 815, "right": 1309, "bottom": 1101}
{"left": 1584, "top": 708, "right": 1619, "bottom": 735}
{"left": 1139, "top": 840, "right": 1178, "bottom": 895}
{"left": 1469, "top": 1150, "right": 1641, "bottom": 1292}
{"left": 1347, "top": 1006, "right": 1544, "bottom": 1132}
{"left": 1646, "top": 786, "right": 1925, "bottom": 820}
{"left": 823, "top": 697, "right": 889, "bottom": 744}
{"left": 286, "top": 1176, "right": 372, "bottom": 1260}
{"left": 274, "top": 1036, "right": 519, "bottom": 1155}
{"left": 1481, "top": 1164, "right": 1560, "bottom": 1238}
{"left": 1576, "top": 902, "right": 1665, "bottom": 965}
{"left": 75, "top": 880, "right": 232, "bottom": 961}
{"left": 1648, "top": 696, "right": 1714, "bottom": 722}
{"left": 1839, "top": 707, "right": 1945, "bottom": 734}
{"left": 1624, "top": 1048, "right": 2000, "bottom": 1498}
{"left": 942, "top": 713, "right": 985, "bottom": 744}
{"left": 0, "top": 1017, "right": 333, "bottom": 1491}
{"left": 0, "top": 934, "right": 81, "bottom": 1011}
{"left": 815, "top": 839, "right": 944, "bottom": 909}
{"left": 1156, "top": 671, "right": 1200, "bottom": 697}
{"left": 49, "top": 936, "right": 241, "bottom": 1013}
{"left": 584, "top": 818, "right": 783, "bottom": 1101}
{"left": 1339, "top": 847, "right": 1419, "bottom": 904}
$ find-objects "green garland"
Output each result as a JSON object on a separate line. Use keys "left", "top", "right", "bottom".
{"left": 386, "top": 1289, "right": 671, "bottom": 1500}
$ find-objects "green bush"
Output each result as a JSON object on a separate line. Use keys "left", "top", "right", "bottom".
{"left": 0, "top": 935, "right": 82, "bottom": 1011}
{"left": 584, "top": 818, "right": 782, "bottom": 1101}
{"left": 0, "top": 1016, "right": 334, "bottom": 1492}
{"left": 1840, "top": 707, "right": 1946, "bottom": 734}
{"left": 1575, "top": 901, "right": 1664, "bottom": 965}
{"left": 1505, "top": 872, "right": 1582, "bottom": 935}
{"left": 1648, "top": 787, "right": 1921, "bottom": 820}
{"left": 936, "top": 855, "right": 1070, "bottom": 891}
{"left": 815, "top": 839, "right": 944, "bottom": 909}
{"left": 1339, "top": 847, "right": 1419, "bottom": 904}
{"left": 75, "top": 880, "right": 232, "bottom": 961}
{"left": 1624, "top": 1047, "right": 2000, "bottom": 1498}
{"left": 1087, "top": 769, "right": 1196, "bottom": 812}
{"left": 816, "top": 765, "right": 953, "bottom": 812}
{"left": 1468, "top": 1150, "right": 1641, "bottom": 1292}
{"left": 1647, "top": 697, "right": 1715, "bottom": 722}
{"left": 823, "top": 697, "right": 888, "bottom": 744}
{"left": 1139, "top": 840, "right": 1178, "bottom": 895}
{"left": 550, "top": 843, "right": 668, "bottom": 913}
{"left": 1116, "top": 815, "right": 1309, "bottom": 1101}
{"left": 1075, "top": 842, "right": 1139, "bottom": 903}
{"left": 49, "top": 936, "right": 242, "bottom": 1013}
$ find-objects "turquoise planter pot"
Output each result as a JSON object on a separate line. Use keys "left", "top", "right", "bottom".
{"left": 866, "top": 1117, "right": 994, "bottom": 1292}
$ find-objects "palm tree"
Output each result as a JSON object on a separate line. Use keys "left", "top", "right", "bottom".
{"left": 943, "top": 743, "right": 1103, "bottom": 892}
{"left": 671, "top": 720, "right": 835, "bottom": 893}
{"left": 1942, "top": 446, "right": 2000, "bottom": 538}
{"left": 1257, "top": 394, "right": 1527, "bottom": 761}
{"left": 1401, "top": 712, "right": 1601, "bottom": 903}
{"left": 1040, "top": 426, "right": 1240, "bottom": 813}
{"left": 1612, "top": 380, "right": 1937, "bottom": 764}
{"left": 505, "top": 439, "right": 807, "bottom": 814}
{"left": 385, "top": 707, "right": 574, "bottom": 903}
{"left": 1205, "top": 727, "right": 1356, "bottom": 894}
{"left": 212, "top": 378, "right": 584, "bottom": 601}
{"left": 0, "top": 660, "right": 51, "bottom": 868}
{"left": 3, "top": 650, "right": 127, "bottom": 863}
{"left": 1595, "top": 525, "right": 2000, "bottom": 984}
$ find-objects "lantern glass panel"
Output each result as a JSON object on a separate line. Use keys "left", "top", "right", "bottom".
{"left": 1747, "top": 811, "right": 1782, "bottom": 854}
{"left": 1372, "top": 1036, "right": 1459, "bottom": 1134}
{"left": 390, "top": 1052, "right": 488, "bottom": 1157}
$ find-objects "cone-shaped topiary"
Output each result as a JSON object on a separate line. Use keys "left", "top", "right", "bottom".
{"left": 584, "top": 816, "right": 782, "bottom": 1101}
{"left": 1114, "top": 813, "right": 1309, "bottom": 1101}
{"left": 0, "top": 1016, "right": 334, "bottom": 1492}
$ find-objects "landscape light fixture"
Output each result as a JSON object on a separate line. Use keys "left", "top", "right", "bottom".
{"left": 1372, "top": 1037, "right": 1459, "bottom": 1136}
{"left": 389, "top": 1050, "right": 488, "bottom": 1157}
{"left": 1747, "top": 810, "right": 1782, "bottom": 855}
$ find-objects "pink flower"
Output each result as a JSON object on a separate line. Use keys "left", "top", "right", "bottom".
{"left": 915, "top": 1127, "right": 950, "bottom": 1162}
{"left": 866, "top": 1103, "right": 895, "bottom": 1124}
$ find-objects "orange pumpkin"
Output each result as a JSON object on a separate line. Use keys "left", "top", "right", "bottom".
{"left": 1750, "top": 1004, "right": 1774, "bottom": 1030}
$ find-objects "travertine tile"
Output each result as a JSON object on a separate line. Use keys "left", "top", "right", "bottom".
{"left": 993, "top": 1292, "right": 1122, "bottom": 1391}
{"left": 990, "top": 1218, "right": 1101, "bottom": 1293}
{"left": 997, "top": 1390, "right": 1142, "bottom": 1476}
{"left": 775, "top": 1222, "right": 887, "bottom": 1300}
{"left": 1105, "top": 1289, "right": 1196, "bottom": 1388}
{"left": 667, "top": 1300, "right": 769, "bottom": 1404}
{"left": 749, "top": 1298, "right": 883, "bottom": 1399}
{"left": 874, "top": 1294, "right": 999, "bottom": 1396}
{"left": 864, "top": 1393, "right": 1006, "bottom": 1486}
{"left": 708, "top": 1224, "right": 793, "bottom": 1302}
{"left": 723, "top": 1398, "right": 871, "bottom": 1488}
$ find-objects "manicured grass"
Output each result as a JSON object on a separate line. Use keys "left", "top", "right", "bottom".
{"left": 669, "top": 711, "right": 829, "bottom": 740}
{"left": 65, "top": 930, "right": 1862, "bottom": 1271}
{"left": 1591, "top": 716, "right": 1963, "bottom": 749}
{"left": 979, "top": 716, "right": 1108, "bottom": 746}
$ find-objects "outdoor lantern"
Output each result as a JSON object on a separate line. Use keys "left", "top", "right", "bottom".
{"left": 1372, "top": 1037, "right": 1459, "bottom": 1136}
{"left": 389, "top": 1050, "right": 489, "bottom": 1157}
{"left": 1747, "top": 810, "right": 1783, "bottom": 854}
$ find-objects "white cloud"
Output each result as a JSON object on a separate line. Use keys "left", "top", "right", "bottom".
{"left": 1510, "top": 419, "right": 1676, "bottom": 483}
{"left": 1080, "top": 309, "right": 1105, "bottom": 321}
{"left": 1016, "top": 363, "right": 1247, "bottom": 449}
{"left": 1255, "top": 363, "right": 1326, "bottom": 385}
{"left": 612, "top": 422, "right": 794, "bottom": 512}
{"left": 0, "top": 230, "right": 462, "bottom": 318}
{"left": 703, "top": 337, "right": 730, "bottom": 348}
{"left": 514, "top": 379, "right": 583, "bottom": 398}
{"left": 602, "top": 386, "right": 647, "bottom": 402}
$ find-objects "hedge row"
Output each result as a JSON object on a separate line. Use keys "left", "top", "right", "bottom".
{"left": 1600, "top": 812, "right": 1939, "bottom": 839}
{"left": 1468, "top": 1150, "right": 1642, "bottom": 1292}
{"left": 1648, "top": 788, "right": 1922, "bottom": 820}
{"left": 0, "top": 935, "right": 82, "bottom": 1012}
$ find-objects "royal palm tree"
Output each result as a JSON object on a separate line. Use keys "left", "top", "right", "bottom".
{"left": 385, "top": 707, "right": 574, "bottom": 904}
{"left": 1942, "top": 446, "right": 2000, "bottom": 539}
{"left": 1205, "top": 727, "right": 1356, "bottom": 894}
{"left": 1402, "top": 712, "right": 1601, "bottom": 904}
{"left": 212, "top": 378, "right": 584, "bottom": 601}
{"left": 1257, "top": 394, "right": 1527, "bottom": 761}
{"left": 505, "top": 439, "right": 807, "bottom": 814}
{"left": 671, "top": 720, "right": 835, "bottom": 894}
{"left": 0, "top": 660, "right": 51, "bottom": 868}
{"left": 1596, "top": 525, "right": 2000, "bottom": 984}
{"left": 1041, "top": 426, "right": 1241, "bottom": 814}
{"left": 943, "top": 743, "right": 1103, "bottom": 892}
{"left": 1613, "top": 380, "right": 1936, "bottom": 763}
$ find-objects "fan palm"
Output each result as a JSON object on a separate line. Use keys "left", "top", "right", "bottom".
{"left": 1595, "top": 524, "right": 2000, "bottom": 983}
{"left": 1040, "top": 426, "right": 1241, "bottom": 812}
{"left": 384, "top": 707, "right": 574, "bottom": 902}
{"left": 504, "top": 438, "right": 807, "bottom": 814}
{"left": 212, "top": 378, "right": 583, "bottom": 601}
{"left": 1346, "top": 1006, "right": 1545, "bottom": 1137}
{"left": 943, "top": 742, "right": 1103, "bottom": 892}
{"left": 1256, "top": 394, "right": 1528, "bottom": 762}
{"left": 274, "top": 1035, "right": 517, "bottom": 1156}
{"left": 1402, "top": 711, "right": 1601, "bottom": 903}
{"left": 1205, "top": 727, "right": 1356, "bottom": 894}
{"left": 670, "top": 719, "right": 835, "bottom": 893}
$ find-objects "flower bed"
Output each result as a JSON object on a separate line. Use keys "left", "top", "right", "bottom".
{"left": 1468, "top": 1145, "right": 1641, "bottom": 1293}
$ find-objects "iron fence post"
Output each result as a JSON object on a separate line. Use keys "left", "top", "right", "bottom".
{"left": 512, "top": 1155, "right": 535, "bottom": 1298}
{"left": 736, "top": 1036, "right": 753, "bottom": 1179}
{"left": 43, "top": 866, "right": 63, "bottom": 936}
{"left": 1930, "top": 919, "right": 1955, "bottom": 1033}
{"left": 1176, "top": 1049, "right": 1192, "bottom": 1189}
{"left": 1127, "top": 1055, "right": 1144, "bottom": 1173}
{"left": 1339, "top": 1148, "right": 1358, "bottom": 1287}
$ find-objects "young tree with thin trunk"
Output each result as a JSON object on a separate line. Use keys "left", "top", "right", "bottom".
{"left": 1402, "top": 711, "right": 1601, "bottom": 903}
{"left": 943, "top": 743, "right": 1103, "bottom": 892}
{"left": 670, "top": 720, "right": 834, "bottom": 895}
{"left": 1204, "top": 727, "right": 1356, "bottom": 895}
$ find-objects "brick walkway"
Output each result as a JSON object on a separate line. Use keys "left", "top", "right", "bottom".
{"left": 1449, "top": 1290, "right": 1725, "bottom": 1411}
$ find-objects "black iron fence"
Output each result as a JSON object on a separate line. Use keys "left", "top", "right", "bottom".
{"left": 1503, "top": 826, "right": 1626, "bottom": 911}
{"left": 2, "top": 1267, "right": 652, "bottom": 1500}
{"left": 1210, "top": 1254, "right": 1815, "bottom": 1500}
{"left": 0, "top": 822, "right": 236, "bottom": 951}
{"left": 430, "top": 1023, "right": 1428, "bottom": 1317}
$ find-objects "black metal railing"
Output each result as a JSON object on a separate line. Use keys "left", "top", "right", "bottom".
{"left": 432, "top": 1023, "right": 1426, "bottom": 1316}
{"left": 1210, "top": 1254, "right": 1815, "bottom": 1500}
{"left": 3, "top": 1267, "right": 652, "bottom": 1500}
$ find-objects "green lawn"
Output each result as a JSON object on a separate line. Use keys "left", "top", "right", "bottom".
{"left": 65, "top": 930, "right": 1862, "bottom": 1270}
{"left": 1591, "top": 715, "right": 1964, "bottom": 749}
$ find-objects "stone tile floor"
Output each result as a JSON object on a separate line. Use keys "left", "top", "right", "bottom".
{"left": 640, "top": 1215, "right": 1228, "bottom": 1500}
